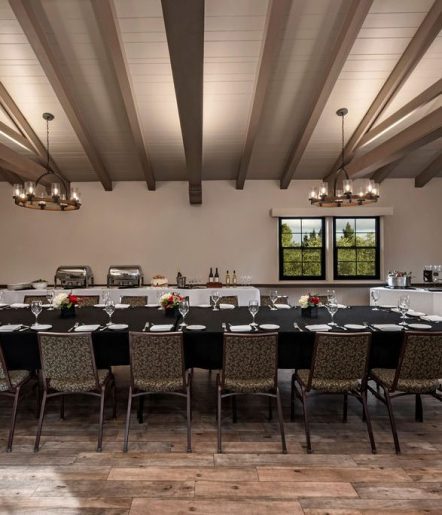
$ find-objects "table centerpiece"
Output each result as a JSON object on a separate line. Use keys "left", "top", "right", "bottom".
{"left": 299, "top": 294, "right": 320, "bottom": 318}
{"left": 159, "top": 292, "right": 184, "bottom": 318}
{"left": 53, "top": 292, "right": 78, "bottom": 318}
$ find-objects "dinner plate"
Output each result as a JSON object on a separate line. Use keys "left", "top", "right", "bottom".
{"left": 407, "top": 323, "right": 432, "bottom": 330}
{"left": 30, "top": 324, "right": 52, "bottom": 331}
{"left": 305, "top": 324, "right": 331, "bottom": 332}
{"left": 0, "top": 303, "right": 9, "bottom": 308}
{"left": 274, "top": 303, "right": 291, "bottom": 309}
{"left": 219, "top": 303, "right": 235, "bottom": 310}
{"left": 186, "top": 325, "right": 206, "bottom": 331}
{"left": 344, "top": 324, "right": 366, "bottom": 330}
{"left": 145, "top": 303, "right": 160, "bottom": 308}
{"left": 229, "top": 325, "right": 252, "bottom": 332}
{"left": 407, "top": 310, "right": 426, "bottom": 317}
{"left": 108, "top": 324, "right": 128, "bottom": 330}
{"left": 196, "top": 304, "right": 211, "bottom": 308}
{"left": 115, "top": 304, "right": 130, "bottom": 309}
{"left": 259, "top": 324, "right": 280, "bottom": 330}
{"left": 0, "top": 324, "right": 22, "bottom": 332}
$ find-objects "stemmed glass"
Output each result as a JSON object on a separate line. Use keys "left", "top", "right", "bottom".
{"left": 398, "top": 295, "right": 410, "bottom": 326}
{"left": 31, "top": 300, "right": 43, "bottom": 327}
{"left": 269, "top": 290, "right": 279, "bottom": 310}
{"left": 102, "top": 290, "right": 111, "bottom": 304}
{"left": 327, "top": 289, "right": 336, "bottom": 303}
{"left": 371, "top": 290, "right": 380, "bottom": 310}
{"left": 46, "top": 289, "right": 55, "bottom": 310}
{"left": 211, "top": 291, "right": 220, "bottom": 311}
{"left": 179, "top": 299, "right": 190, "bottom": 327}
{"left": 104, "top": 299, "right": 116, "bottom": 326}
{"left": 326, "top": 300, "right": 338, "bottom": 327}
{"left": 249, "top": 300, "right": 259, "bottom": 327}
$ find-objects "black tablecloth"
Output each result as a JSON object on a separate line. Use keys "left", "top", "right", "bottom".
{"left": 0, "top": 306, "right": 439, "bottom": 371}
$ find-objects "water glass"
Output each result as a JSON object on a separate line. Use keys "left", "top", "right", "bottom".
{"left": 104, "top": 299, "right": 116, "bottom": 325}
{"left": 371, "top": 290, "right": 380, "bottom": 310}
{"left": 249, "top": 300, "right": 259, "bottom": 326}
{"left": 269, "top": 290, "right": 279, "bottom": 310}
{"left": 327, "top": 289, "right": 337, "bottom": 304}
{"left": 102, "top": 290, "right": 111, "bottom": 304}
{"left": 211, "top": 291, "right": 220, "bottom": 311}
{"left": 179, "top": 299, "right": 190, "bottom": 327}
{"left": 326, "top": 301, "right": 338, "bottom": 326}
{"left": 31, "top": 300, "right": 43, "bottom": 326}
{"left": 398, "top": 295, "right": 410, "bottom": 326}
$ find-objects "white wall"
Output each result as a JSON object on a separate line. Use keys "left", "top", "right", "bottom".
{"left": 0, "top": 179, "right": 441, "bottom": 304}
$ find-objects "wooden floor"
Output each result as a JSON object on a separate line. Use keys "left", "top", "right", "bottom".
{"left": 0, "top": 368, "right": 441, "bottom": 514}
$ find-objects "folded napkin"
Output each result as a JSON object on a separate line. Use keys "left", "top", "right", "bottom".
{"left": 0, "top": 324, "right": 22, "bottom": 332}
{"left": 219, "top": 303, "right": 235, "bottom": 310}
{"left": 421, "top": 315, "right": 442, "bottom": 322}
{"left": 150, "top": 324, "right": 174, "bottom": 332}
{"left": 196, "top": 304, "right": 211, "bottom": 308}
{"left": 305, "top": 324, "right": 331, "bottom": 332}
{"left": 10, "top": 303, "right": 29, "bottom": 308}
{"left": 229, "top": 324, "right": 252, "bottom": 332}
{"left": 74, "top": 324, "right": 101, "bottom": 332}
{"left": 115, "top": 303, "right": 130, "bottom": 309}
{"left": 372, "top": 324, "right": 403, "bottom": 332}
{"left": 274, "top": 303, "right": 291, "bottom": 309}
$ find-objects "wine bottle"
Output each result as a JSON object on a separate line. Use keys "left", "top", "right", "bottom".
{"left": 232, "top": 270, "right": 237, "bottom": 285}
{"left": 225, "top": 270, "right": 230, "bottom": 286}
{"left": 214, "top": 267, "right": 219, "bottom": 283}
{"left": 209, "top": 268, "right": 213, "bottom": 283}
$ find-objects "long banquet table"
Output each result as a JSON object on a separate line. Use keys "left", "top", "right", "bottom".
{"left": 1, "top": 306, "right": 440, "bottom": 373}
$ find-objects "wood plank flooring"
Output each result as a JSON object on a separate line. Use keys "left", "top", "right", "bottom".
{"left": 0, "top": 367, "right": 441, "bottom": 514}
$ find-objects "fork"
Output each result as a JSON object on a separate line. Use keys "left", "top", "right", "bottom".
{"left": 221, "top": 322, "right": 227, "bottom": 332}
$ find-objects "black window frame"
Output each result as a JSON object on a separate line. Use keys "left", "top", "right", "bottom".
{"left": 279, "top": 217, "right": 326, "bottom": 281}
{"left": 333, "top": 216, "right": 380, "bottom": 280}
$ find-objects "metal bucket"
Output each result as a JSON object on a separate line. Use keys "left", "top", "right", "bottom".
{"left": 386, "top": 275, "right": 410, "bottom": 288}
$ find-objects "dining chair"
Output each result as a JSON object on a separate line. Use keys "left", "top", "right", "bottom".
{"left": 217, "top": 332, "right": 286, "bottom": 454}
{"left": 291, "top": 332, "right": 376, "bottom": 454}
{"left": 368, "top": 331, "right": 442, "bottom": 454}
{"left": 23, "top": 295, "right": 47, "bottom": 304}
{"left": 124, "top": 332, "right": 191, "bottom": 452}
{"left": 76, "top": 295, "right": 100, "bottom": 307}
{"left": 120, "top": 295, "right": 147, "bottom": 307}
{"left": 34, "top": 332, "right": 116, "bottom": 452}
{"left": 260, "top": 295, "right": 289, "bottom": 307}
{"left": 0, "top": 344, "right": 37, "bottom": 452}
{"left": 213, "top": 296, "right": 238, "bottom": 307}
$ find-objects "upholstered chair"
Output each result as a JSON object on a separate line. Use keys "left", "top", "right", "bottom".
{"left": 260, "top": 295, "right": 289, "bottom": 307}
{"left": 120, "top": 295, "right": 148, "bottom": 307}
{"left": 23, "top": 295, "right": 47, "bottom": 304}
{"left": 76, "top": 296, "right": 100, "bottom": 307}
{"left": 211, "top": 295, "right": 238, "bottom": 307}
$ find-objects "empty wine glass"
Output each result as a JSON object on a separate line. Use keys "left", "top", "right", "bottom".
{"left": 398, "top": 295, "right": 410, "bottom": 326}
{"left": 31, "top": 300, "right": 43, "bottom": 327}
{"left": 104, "top": 299, "right": 115, "bottom": 325}
{"left": 327, "top": 289, "right": 337, "bottom": 303}
{"left": 326, "top": 300, "right": 338, "bottom": 326}
{"left": 179, "top": 299, "right": 190, "bottom": 327}
{"left": 249, "top": 300, "right": 259, "bottom": 326}
{"left": 211, "top": 291, "right": 220, "bottom": 311}
{"left": 46, "top": 289, "right": 55, "bottom": 310}
{"left": 269, "top": 290, "right": 279, "bottom": 310}
{"left": 371, "top": 290, "right": 380, "bottom": 310}
{"left": 102, "top": 290, "right": 111, "bottom": 304}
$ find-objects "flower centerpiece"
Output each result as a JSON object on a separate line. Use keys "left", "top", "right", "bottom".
{"left": 53, "top": 292, "right": 78, "bottom": 318}
{"left": 159, "top": 292, "right": 184, "bottom": 317}
{"left": 298, "top": 294, "right": 320, "bottom": 318}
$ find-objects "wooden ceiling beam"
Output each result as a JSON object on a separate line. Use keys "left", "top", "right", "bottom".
{"left": 415, "top": 153, "right": 442, "bottom": 187}
{"left": 0, "top": 166, "right": 22, "bottom": 185}
{"left": 0, "top": 119, "right": 34, "bottom": 153}
{"left": 324, "top": 0, "right": 442, "bottom": 180}
{"left": 91, "top": 0, "right": 155, "bottom": 191}
{"left": 280, "top": 0, "right": 373, "bottom": 189}
{"left": 236, "top": 0, "right": 292, "bottom": 190}
{"left": 9, "top": 0, "right": 113, "bottom": 191}
{"left": 345, "top": 107, "right": 442, "bottom": 178}
{"left": 161, "top": 0, "right": 204, "bottom": 204}
{"left": 370, "top": 158, "right": 403, "bottom": 183}
{"left": 0, "top": 141, "right": 48, "bottom": 181}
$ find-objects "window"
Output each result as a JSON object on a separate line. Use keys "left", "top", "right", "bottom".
{"left": 333, "top": 217, "right": 380, "bottom": 280}
{"left": 279, "top": 218, "right": 325, "bottom": 280}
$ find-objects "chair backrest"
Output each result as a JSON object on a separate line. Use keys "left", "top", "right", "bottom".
{"left": 222, "top": 333, "right": 278, "bottom": 386}
{"left": 76, "top": 295, "right": 100, "bottom": 307}
{"left": 0, "top": 345, "right": 12, "bottom": 390}
{"left": 23, "top": 295, "right": 47, "bottom": 304}
{"left": 128, "top": 332, "right": 185, "bottom": 387}
{"left": 260, "top": 295, "right": 289, "bottom": 307}
{"left": 218, "top": 296, "right": 238, "bottom": 307}
{"left": 395, "top": 332, "right": 442, "bottom": 385}
{"left": 308, "top": 332, "right": 371, "bottom": 389}
{"left": 38, "top": 332, "right": 98, "bottom": 388}
{"left": 121, "top": 295, "right": 147, "bottom": 307}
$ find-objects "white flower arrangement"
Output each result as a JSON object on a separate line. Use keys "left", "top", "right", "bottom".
{"left": 52, "top": 292, "right": 78, "bottom": 309}
{"left": 298, "top": 295, "right": 310, "bottom": 308}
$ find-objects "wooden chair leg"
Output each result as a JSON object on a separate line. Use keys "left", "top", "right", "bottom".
{"left": 217, "top": 387, "right": 222, "bottom": 453}
{"left": 275, "top": 388, "right": 287, "bottom": 454}
{"left": 383, "top": 387, "right": 401, "bottom": 454}
{"left": 34, "top": 389, "right": 48, "bottom": 452}
{"left": 361, "top": 391, "right": 376, "bottom": 454}
{"left": 301, "top": 388, "right": 312, "bottom": 454}
{"left": 186, "top": 384, "right": 192, "bottom": 453}
{"left": 232, "top": 395, "right": 237, "bottom": 423}
{"left": 123, "top": 387, "right": 133, "bottom": 452}
{"left": 415, "top": 394, "right": 423, "bottom": 422}
{"left": 343, "top": 392, "right": 348, "bottom": 422}
{"left": 6, "top": 386, "right": 21, "bottom": 452}
{"left": 60, "top": 395, "right": 65, "bottom": 420}
{"left": 97, "top": 388, "right": 105, "bottom": 452}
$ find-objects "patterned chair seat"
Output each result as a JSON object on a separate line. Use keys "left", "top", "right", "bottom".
{"left": 224, "top": 377, "right": 275, "bottom": 393}
{"left": 0, "top": 370, "right": 30, "bottom": 392}
{"left": 297, "top": 369, "right": 360, "bottom": 393}
{"left": 49, "top": 369, "right": 110, "bottom": 393}
{"left": 371, "top": 368, "right": 440, "bottom": 394}
{"left": 134, "top": 377, "right": 183, "bottom": 393}
{"left": 121, "top": 296, "right": 147, "bottom": 307}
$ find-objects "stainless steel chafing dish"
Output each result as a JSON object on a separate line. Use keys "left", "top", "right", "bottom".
{"left": 107, "top": 265, "right": 144, "bottom": 288}
{"left": 54, "top": 265, "right": 94, "bottom": 288}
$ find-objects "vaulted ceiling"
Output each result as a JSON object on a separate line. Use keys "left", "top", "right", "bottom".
{"left": 0, "top": 0, "right": 440, "bottom": 204}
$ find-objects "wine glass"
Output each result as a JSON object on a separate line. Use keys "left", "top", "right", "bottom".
{"left": 31, "top": 300, "right": 43, "bottom": 327}
{"left": 102, "top": 290, "right": 111, "bottom": 304}
{"left": 371, "top": 290, "right": 380, "bottom": 310}
{"left": 179, "top": 299, "right": 190, "bottom": 327}
{"left": 269, "top": 290, "right": 279, "bottom": 310}
{"left": 211, "top": 291, "right": 220, "bottom": 311}
{"left": 104, "top": 299, "right": 116, "bottom": 326}
{"left": 398, "top": 295, "right": 410, "bottom": 326}
{"left": 46, "top": 289, "right": 55, "bottom": 310}
{"left": 326, "top": 300, "right": 338, "bottom": 326}
{"left": 327, "top": 289, "right": 337, "bottom": 303}
{"left": 249, "top": 300, "right": 259, "bottom": 326}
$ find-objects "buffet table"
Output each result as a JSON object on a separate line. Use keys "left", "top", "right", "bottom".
{"left": 370, "top": 287, "right": 442, "bottom": 315}
{"left": 0, "top": 286, "right": 260, "bottom": 307}
{"left": 1, "top": 306, "right": 440, "bottom": 373}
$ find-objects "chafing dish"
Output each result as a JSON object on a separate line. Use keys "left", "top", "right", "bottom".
{"left": 107, "top": 265, "right": 144, "bottom": 288}
{"left": 54, "top": 265, "right": 94, "bottom": 288}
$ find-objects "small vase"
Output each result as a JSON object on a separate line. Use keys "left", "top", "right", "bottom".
{"left": 301, "top": 306, "right": 318, "bottom": 318}
{"left": 164, "top": 307, "right": 178, "bottom": 318}
{"left": 60, "top": 305, "right": 76, "bottom": 318}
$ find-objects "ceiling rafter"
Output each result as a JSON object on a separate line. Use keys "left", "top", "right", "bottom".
{"left": 370, "top": 158, "right": 403, "bottom": 183}
{"left": 0, "top": 119, "right": 34, "bottom": 153}
{"left": 161, "top": 0, "right": 204, "bottom": 205}
{"left": 0, "top": 166, "right": 22, "bottom": 185}
{"left": 9, "top": 0, "right": 113, "bottom": 191}
{"left": 345, "top": 107, "right": 442, "bottom": 178}
{"left": 324, "top": 0, "right": 442, "bottom": 181}
{"left": 91, "top": 0, "right": 155, "bottom": 191}
{"left": 279, "top": 0, "right": 373, "bottom": 190}
{"left": 415, "top": 153, "right": 442, "bottom": 187}
{"left": 0, "top": 140, "right": 50, "bottom": 181}
{"left": 236, "top": 0, "right": 292, "bottom": 190}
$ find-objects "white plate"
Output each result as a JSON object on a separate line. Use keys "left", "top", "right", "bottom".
{"left": 74, "top": 324, "right": 101, "bottom": 332}
{"left": 30, "top": 324, "right": 52, "bottom": 331}
{"left": 305, "top": 324, "right": 331, "bottom": 332}
{"left": 372, "top": 324, "right": 403, "bottom": 332}
{"left": 344, "top": 324, "right": 366, "bottom": 330}
{"left": 150, "top": 324, "right": 174, "bottom": 332}
{"left": 259, "top": 324, "right": 280, "bottom": 330}
{"left": 146, "top": 303, "right": 160, "bottom": 308}
{"left": 94, "top": 304, "right": 106, "bottom": 308}
{"left": 196, "top": 304, "right": 211, "bottom": 308}
{"left": 41, "top": 304, "right": 52, "bottom": 308}
{"left": 186, "top": 324, "right": 206, "bottom": 331}
{"left": 0, "top": 324, "right": 22, "bottom": 332}
{"left": 407, "top": 310, "right": 426, "bottom": 317}
{"left": 229, "top": 325, "right": 252, "bottom": 332}
{"left": 421, "top": 315, "right": 442, "bottom": 322}
{"left": 108, "top": 324, "right": 128, "bottom": 330}
{"left": 408, "top": 323, "right": 432, "bottom": 330}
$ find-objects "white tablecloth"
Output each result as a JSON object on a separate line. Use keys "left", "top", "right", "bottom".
{"left": 0, "top": 286, "right": 260, "bottom": 307}
{"left": 370, "top": 287, "right": 442, "bottom": 315}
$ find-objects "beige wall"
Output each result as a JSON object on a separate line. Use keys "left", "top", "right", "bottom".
{"left": 0, "top": 179, "right": 441, "bottom": 304}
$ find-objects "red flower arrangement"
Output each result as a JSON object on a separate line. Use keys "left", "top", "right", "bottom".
{"left": 159, "top": 291, "right": 184, "bottom": 310}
